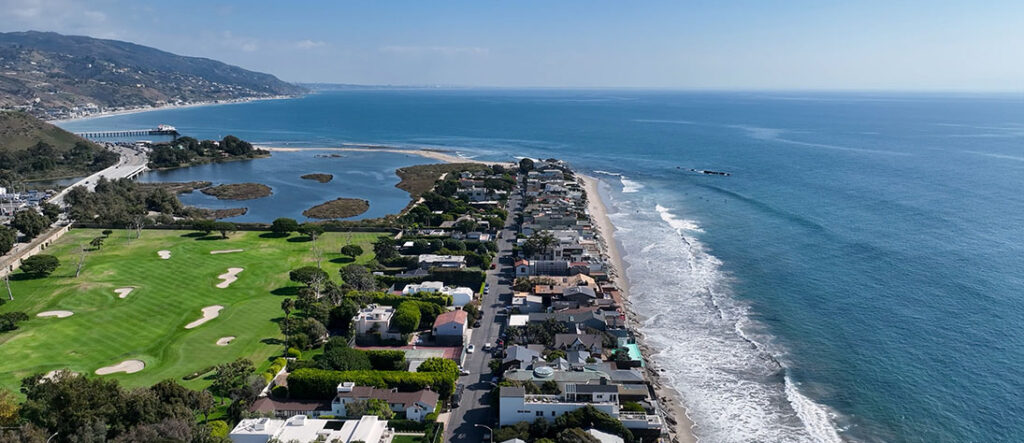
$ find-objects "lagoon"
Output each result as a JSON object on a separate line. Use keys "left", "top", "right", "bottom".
{"left": 139, "top": 150, "right": 429, "bottom": 223}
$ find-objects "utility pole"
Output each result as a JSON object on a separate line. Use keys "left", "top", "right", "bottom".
{"left": 5, "top": 273, "right": 12, "bottom": 301}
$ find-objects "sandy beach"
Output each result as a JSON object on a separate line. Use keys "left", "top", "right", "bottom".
{"left": 260, "top": 145, "right": 516, "bottom": 167}
{"left": 580, "top": 174, "right": 698, "bottom": 443}
{"left": 48, "top": 95, "right": 294, "bottom": 124}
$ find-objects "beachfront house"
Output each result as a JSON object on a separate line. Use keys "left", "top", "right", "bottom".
{"left": 554, "top": 333, "right": 604, "bottom": 356}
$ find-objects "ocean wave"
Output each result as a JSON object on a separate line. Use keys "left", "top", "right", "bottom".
{"left": 786, "top": 377, "right": 844, "bottom": 443}
{"left": 620, "top": 177, "right": 643, "bottom": 193}
{"left": 592, "top": 170, "right": 644, "bottom": 193}
{"left": 655, "top": 204, "right": 705, "bottom": 233}
{"left": 606, "top": 192, "right": 843, "bottom": 443}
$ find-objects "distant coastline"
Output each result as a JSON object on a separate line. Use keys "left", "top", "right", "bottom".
{"left": 47, "top": 95, "right": 298, "bottom": 124}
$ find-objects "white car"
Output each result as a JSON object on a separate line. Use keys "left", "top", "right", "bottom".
{"left": 460, "top": 369, "right": 471, "bottom": 376}
{"left": 483, "top": 343, "right": 493, "bottom": 351}
{"left": 466, "top": 344, "right": 475, "bottom": 353}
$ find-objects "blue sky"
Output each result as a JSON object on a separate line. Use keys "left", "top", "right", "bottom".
{"left": 3, "top": 0, "right": 1023, "bottom": 90}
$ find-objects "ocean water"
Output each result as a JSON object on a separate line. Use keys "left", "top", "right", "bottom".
{"left": 58, "top": 90, "right": 1024, "bottom": 442}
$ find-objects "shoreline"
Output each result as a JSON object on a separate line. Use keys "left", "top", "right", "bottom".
{"left": 47, "top": 95, "right": 296, "bottom": 124}
{"left": 579, "top": 173, "right": 699, "bottom": 443}
{"left": 260, "top": 145, "right": 516, "bottom": 167}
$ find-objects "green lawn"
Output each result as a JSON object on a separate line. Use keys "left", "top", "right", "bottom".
{"left": 391, "top": 435, "right": 424, "bottom": 443}
{"left": 0, "top": 228, "right": 385, "bottom": 392}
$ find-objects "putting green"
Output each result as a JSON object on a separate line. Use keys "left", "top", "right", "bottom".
{"left": 0, "top": 228, "right": 384, "bottom": 391}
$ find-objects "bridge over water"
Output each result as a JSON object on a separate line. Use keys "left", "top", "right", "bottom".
{"left": 75, "top": 124, "right": 179, "bottom": 140}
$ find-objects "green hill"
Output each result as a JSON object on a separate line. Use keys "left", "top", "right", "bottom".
{"left": 0, "top": 31, "right": 306, "bottom": 119}
{"left": 0, "top": 110, "right": 117, "bottom": 184}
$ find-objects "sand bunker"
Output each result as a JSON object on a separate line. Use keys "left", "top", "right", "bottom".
{"left": 216, "top": 336, "right": 236, "bottom": 346}
{"left": 114, "top": 287, "right": 134, "bottom": 299}
{"left": 37, "top": 310, "right": 73, "bottom": 318}
{"left": 185, "top": 305, "right": 224, "bottom": 329}
{"left": 95, "top": 359, "right": 145, "bottom": 375}
{"left": 158, "top": 250, "right": 171, "bottom": 259}
{"left": 210, "top": 249, "right": 244, "bottom": 254}
{"left": 216, "top": 267, "right": 244, "bottom": 288}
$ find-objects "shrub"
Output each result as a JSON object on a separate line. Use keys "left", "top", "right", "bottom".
{"left": 365, "top": 350, "right": 406, "bottom": 371}
{"left": 287, "top": 368, "right": 456, "bottom": 399}
{"left": 208, "top": 420, "right": 229, "bottom": 438}
{"left": 392, "top": 302, "right": 422, "bottom": 334}
{"left": 271, "top": 385, "right": 289, "bottom": 399}
{"left": 417, "top": 357, "right": 459, "bottom": 379}
{"left": 388, "top": 419, "right": 427, "bottom": 432}
{"left": 286, "top": 347, "right": 302, "bottom": 358}
{"left": 314, "top": 346, "right": 372, "bottom": 371}
{"left": 0, "top": 312, "right": 30, "bottom": 332}
{"left": 20, "top": 255, "right": 60, "bottom": 277}
{"left": 621, "top": 401, "right": 646, "bottom": 413}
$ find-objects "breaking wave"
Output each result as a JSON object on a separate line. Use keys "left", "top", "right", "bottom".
{"left": 602, "top": 188, "right": 844, "bottom": 442}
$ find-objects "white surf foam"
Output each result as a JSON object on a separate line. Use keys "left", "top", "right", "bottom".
{"left": 593, "top": 170, "right": 643, "bottom": 193}
{"left": 620, "top": 176, "right": 643, "bottom": 193}
{"left": 606, "top": 192, "right": 844, "bottom": 443}
{"left": 655, "top": 204, "right": 705, "bottom": 233}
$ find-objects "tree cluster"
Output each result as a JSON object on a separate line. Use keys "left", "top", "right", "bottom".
{"left": 148, "top": 135, "right": 263, "bottom": 168}
{"left": 0, "top": 140, "right": 117, "bottom": 181}
{"left": 8, "top": 372, "right": 220, "bottom": 443}
{"left": 66, "top": 177, "right": 187, "bottom": 226}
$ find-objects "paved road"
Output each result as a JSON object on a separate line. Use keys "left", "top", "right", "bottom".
{"left": 446, "top": 192, "right": 522, "bottom": 443}
{"left": 48, "top": 145, "right": 149, "bottom": 207}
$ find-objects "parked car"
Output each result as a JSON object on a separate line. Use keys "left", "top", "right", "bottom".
{"left": 460, "top": 369, "right": 471, "bottom": 376}
{"left": 473, "top": 320, "right": 482, "bottom": 328}
{"left": 467, "top": 344, "right": 475, "bottom": 353}
{"left": 483, "top": 343, "right": 493, "bottom": 351}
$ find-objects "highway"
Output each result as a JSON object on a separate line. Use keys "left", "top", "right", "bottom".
{"left": 446, "top": 191, "right": 523, "bottom": 443}
{"left": 48, "top": 145, "right": 149, "bottom": 207}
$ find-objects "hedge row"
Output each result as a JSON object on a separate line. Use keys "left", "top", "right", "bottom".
{"left": 288, "top": 368, "right": 456, "bottom": 399}
{"left": 376, "top": 269, "right": 486, "bottom": 290}
{"left": 364, "top": 350, "right": 407, "bottom": 371}
{"left": 345, "top": 291, "right": 451, "bottom": 308}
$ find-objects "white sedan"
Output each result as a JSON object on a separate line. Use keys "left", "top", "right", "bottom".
{"left": 466, "top": 344, "right": 475, "bottom": 353}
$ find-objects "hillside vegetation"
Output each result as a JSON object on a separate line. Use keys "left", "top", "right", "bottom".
{"left": 0, "top": 31, "right": 306, "bottom": 118}
{"left": 0, "top": 110, "right": 117, "bottom": 183}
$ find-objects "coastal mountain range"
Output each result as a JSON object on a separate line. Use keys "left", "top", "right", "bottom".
{"left": 0, "top": 31, "right": 306, "bottom": 119}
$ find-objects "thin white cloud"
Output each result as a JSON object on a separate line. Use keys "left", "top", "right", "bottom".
{"left": 380, "top": 45, "right": 489, "bottom": 57}
{"left": 295, "top": 39, "right": 326, "bottom": 50}
{"left": 0, "top": 0, "right": 117, "bottom": 38}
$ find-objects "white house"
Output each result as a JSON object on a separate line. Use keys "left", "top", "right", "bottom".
{"left": 402, "top": 281, "right": 445, "bottom": 294}
{"left": 229, "top": 415, "right": 389, "bottom": 443}
{"left": 331, "top": 382, "right": 439, "bottom": 422}
{"left": 353, "top": 304, "right": 394, "bottom": 336}
{"left": 498, "top": 384, "right": 618, "bottom": 426}
{"left": 418, "top": 254, "right": 467, "bottom": 269}
{"left": 447, "top": 287, "right": 474, "bottom": 307}
{"left": 432, "top": 310, "right": 468, "bottom": 345}
{"left": 403, "top": 281, "right": 474, "bottom": 307}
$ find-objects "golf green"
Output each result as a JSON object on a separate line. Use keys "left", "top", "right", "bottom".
{"left": 0, "top": 228, "right": 385, "bottom": 391}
